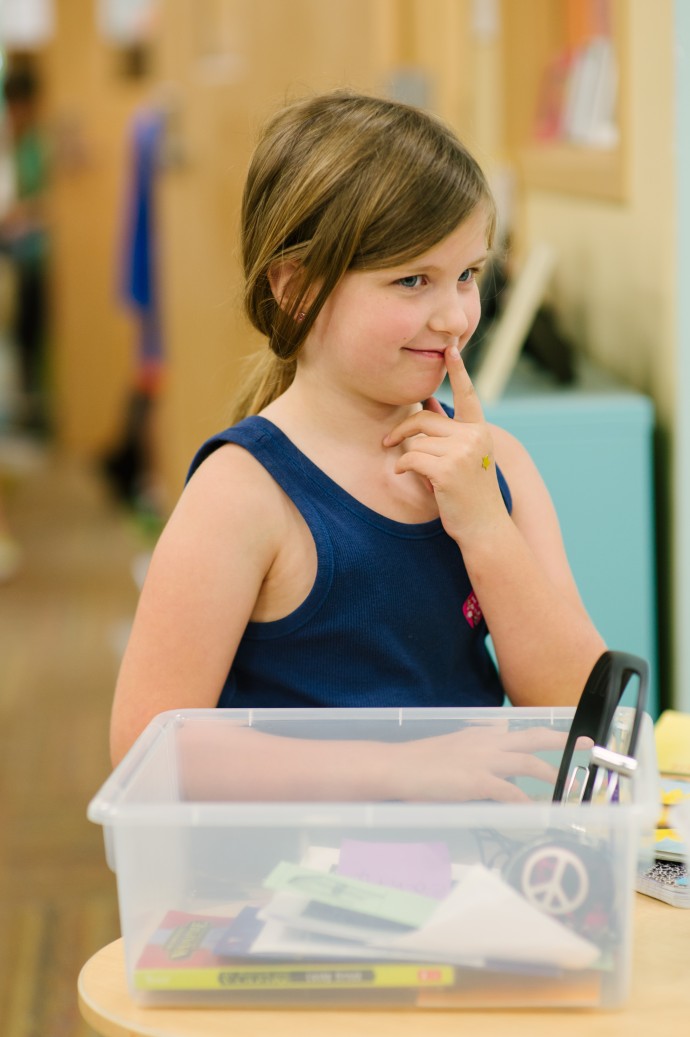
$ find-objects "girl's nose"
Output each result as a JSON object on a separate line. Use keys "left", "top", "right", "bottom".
{"left": 428, "top": 292, "right": 471, "bottom": 340}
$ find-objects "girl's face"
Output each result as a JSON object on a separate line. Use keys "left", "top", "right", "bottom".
{"left": 300, "top": 207, "right": 489, "bottom": 409}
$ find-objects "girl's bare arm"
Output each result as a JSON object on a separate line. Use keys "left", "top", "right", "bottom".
{"left": 385, "top": 346, "right": 605, "bottom": 706}
{"left": 176, "top": 721, "right": 573, "bottom": 803}
{"left": 109, "top": 445, "right": 282, "bottom": 766}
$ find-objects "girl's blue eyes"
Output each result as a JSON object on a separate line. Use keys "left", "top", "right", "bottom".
{"left": 395, "top": 270, "right": 475, "bottom": 289}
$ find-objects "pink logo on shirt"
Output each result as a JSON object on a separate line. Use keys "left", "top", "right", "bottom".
{"left": 462, "top": 591, "right": 483, "bottom": 628}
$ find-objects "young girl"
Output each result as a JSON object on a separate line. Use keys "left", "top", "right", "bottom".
{"left": 109, "top": 91, "right": 605, "bottom": 797}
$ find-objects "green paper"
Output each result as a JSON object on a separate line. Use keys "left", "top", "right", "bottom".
{"left": 264, "top": 861, "right": 439, "bottom": 928}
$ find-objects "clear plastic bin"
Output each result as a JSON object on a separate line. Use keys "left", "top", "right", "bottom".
{"left": 88, "top": 706, "right": 658, "bottom": 1009}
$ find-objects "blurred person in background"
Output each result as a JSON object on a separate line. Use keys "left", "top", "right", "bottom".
{"left": 0, "top": 57, "right": 50, "bottom": 434}
{"left": 102, "top": 104, "right": 165, "bottom": 519}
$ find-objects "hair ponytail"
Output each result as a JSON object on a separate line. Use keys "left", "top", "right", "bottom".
{"left": 229, "top": 351, "right": 296, "bottom": 426}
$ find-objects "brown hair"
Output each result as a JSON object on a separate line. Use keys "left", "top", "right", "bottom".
{"left": 233, "top": 90, "right": 495, "bottom": 421}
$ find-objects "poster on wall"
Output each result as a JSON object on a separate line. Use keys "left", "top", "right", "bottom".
{"left": 0, "top": 0, "right": 54, "bottom": 48}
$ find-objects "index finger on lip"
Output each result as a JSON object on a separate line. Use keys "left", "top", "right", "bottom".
{"left": 445, "top": 345, "right": 485, "bottom": 424}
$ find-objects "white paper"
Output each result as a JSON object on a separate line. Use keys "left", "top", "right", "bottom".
{"left": 383, "top": 865, "right": 599, "bottom": 969}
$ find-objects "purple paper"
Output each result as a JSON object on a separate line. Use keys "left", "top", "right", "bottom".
{"left": 337, "top": 839, "right": 452, "bottom": 899}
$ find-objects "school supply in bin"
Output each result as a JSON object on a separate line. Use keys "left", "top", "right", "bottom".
{"left": 136, "top": 704, "right": 654, "bottom": 1001}
{"left": 134, "top": 842, "right": 605, "bottom": 1005}
{"left": 89, "top": 679, "right": 658, "bottom": 1009}
{"left": 133, "top": 657, "right": 650, "bottom": 997}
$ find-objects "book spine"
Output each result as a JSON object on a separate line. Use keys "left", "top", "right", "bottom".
{"left": 135, "top": 963, "right": 455, "bottom": 992}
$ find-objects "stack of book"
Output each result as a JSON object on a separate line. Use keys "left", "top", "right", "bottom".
{"left": 133, "top": 841, "right": 607, "bottom": 1006}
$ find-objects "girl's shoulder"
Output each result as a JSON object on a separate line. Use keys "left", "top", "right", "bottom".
{"left": 155, "top": 440, "right": 290, "bottom": 602}
{"left": 183, "top": 436, "right": 287, "bottom": 520}
{"left": 186, "top": 417, "right": 267, "bottom": 481}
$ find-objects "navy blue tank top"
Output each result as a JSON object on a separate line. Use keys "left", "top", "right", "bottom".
{"left": 187, "top": 416, "right": 510, "bottom": 709}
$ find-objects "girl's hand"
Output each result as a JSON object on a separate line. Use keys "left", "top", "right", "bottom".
{"left": 383, "top": 345, "right": 507, "bottom": 545}
{"left": 384, "top": 724, "right": 581, "bottom": 803}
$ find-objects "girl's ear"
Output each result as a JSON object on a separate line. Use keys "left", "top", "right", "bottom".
{"left": 267, "top": 260, "right": 302, "bottom": 312}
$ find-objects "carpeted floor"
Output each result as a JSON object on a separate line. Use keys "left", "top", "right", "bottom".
{"left": 0, "top": 438, "right": 150, "bottom": 1036}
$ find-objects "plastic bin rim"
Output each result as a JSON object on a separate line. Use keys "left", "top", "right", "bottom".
{"left": 87, "top": 706, "right": 658, "bottom": 829}
{"left": 87, "top": 795, "right": 659, "bottom": 829}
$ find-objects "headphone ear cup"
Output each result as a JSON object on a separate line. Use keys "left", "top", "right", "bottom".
{"left": 503, "top": 834, "right": 615, "bottom": 941}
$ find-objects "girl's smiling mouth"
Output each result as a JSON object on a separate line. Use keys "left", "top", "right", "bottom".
{"left": 404, "top": 347, "right": 446, "bottom": 359}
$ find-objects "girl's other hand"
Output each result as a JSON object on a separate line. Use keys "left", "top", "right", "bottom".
{"left": 383, "top": 346, "right": 507, "bottom": 545}
{"left": 176, "top": 721, "right": 586, "bottom": 804}
{"left": 385, "top": 724, "right": 581, "bottom": 803}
